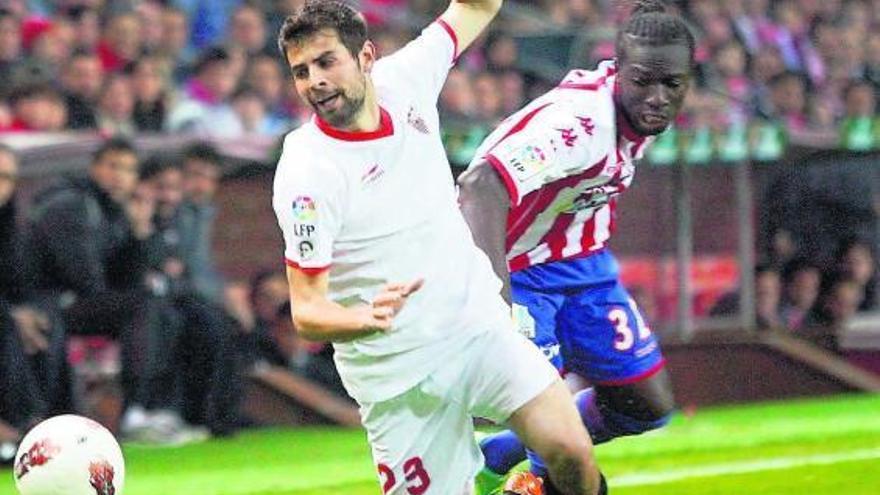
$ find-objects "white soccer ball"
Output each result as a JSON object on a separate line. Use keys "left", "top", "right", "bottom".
{"left": 13, "top": 415, "right": 125, "bottom": 495}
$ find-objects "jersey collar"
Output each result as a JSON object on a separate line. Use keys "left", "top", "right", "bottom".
{"left": 314, "top": 107, "right": 395, "bottom": 142}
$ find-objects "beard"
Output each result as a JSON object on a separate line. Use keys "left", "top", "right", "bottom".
{"left": 310, "top": 77, "right": 367, "bottom": 129}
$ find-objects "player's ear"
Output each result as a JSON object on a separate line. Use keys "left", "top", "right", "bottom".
{"left": 359, "top": 40, "right": 377, "bottom": 73}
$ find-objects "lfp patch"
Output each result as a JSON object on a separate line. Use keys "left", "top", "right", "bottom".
{"left": 292, "top": 196, "right": 317, "bottom": 222}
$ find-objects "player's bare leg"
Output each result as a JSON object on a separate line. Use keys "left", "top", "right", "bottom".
{"left": 507, "top": 380, "right": 604, "bottom": 495}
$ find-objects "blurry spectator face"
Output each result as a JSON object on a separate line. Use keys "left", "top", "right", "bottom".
{"left": 0, "top": 13, "right": 20, "bottom": 61}
{"left": 440, "top": 68, "right": 475, "bottom": 116}
{"left": 248, "top": 57, "right": 284, "bottom": 105}
{"left": 616, "top": 42, "right": 692, "bottom": 136}
{"left": 715, "top": 42, "right": 747, "bottom": 78}
{"left": 284, "top": 30, "right": 372, "bottom": 129}
{"left": 844, "top": 83, "right": 876, "bottom": 117}
{"left": 788, "top": 267, "right": 820, "bottom": 309}
{"left": 569, "top": 0, "right": 598, "bottom": 25}
{"left": 67, "top": 7, "right": 100, "bottom": 50}
{"left": 61, "top": 54, "right": 104, "bottom": 99}
{"left": 184, "top": 159, "right": 221, "bottom": 204}
{"left": 0, "top": 149, "right": 17, "bottom": 207}
{"left": 770, "top": 75, "right": 805, "bottom": 114}
{"left": 233, "top": 89, "right": 267, "bottom": 132}
{"left": 499, "top": 71, "right": 525, "bottom": 113}
{"left": 373, "top": 30, "right": 406, "bottom": 57}
{"left": 132, "top": 58, "right": 164, "bottom": 104}
{"left": 160, "top": 8, "right": 188, "bottom": 58}
{"left": 12, "top": 88, "right": 67, "bottom": 131}
{"left": 253, "top": 272, "right": 289, "bottom": 323}
{"left": 867, "top": 32, "right": 880, "bottom": 67}
{"left": 31, "top": 21, "right": 74, "bottom": 65}
{"left": 704, "top": 15, "right": 734, "bottom": 49}
{"left": 842, "top": 243, "right": 875, "bottom": 286}
{"left": 750, "top": 48, "right": 785, "bottom": 84}
{"left": 137, "top": 1, "right": 164, "bottom": 50}
{"left": 90, "top": 149, "right": 139, "bottom": 202}
{"left": 776, "top": 1, "right": 806, "bottom": 35}
{"left": 486, "top": 34, "right": 517, "bottom": 71}
{"left": 197, "top": 58, "right": 237, "bottom": 102}
{"left": 809, "top": 95, "right": 836, "bottom": 129}
{"left": 150, "top": 167, "right": 184, "bottom": 219}
{"left": 823, "top": 280, "right": 862, "bottom": 323}
{"left": 230, "top": 5, "right": 266, "bottom": 54}
{"left": 104, "top": 14, "right": 141, "bottom": 62}
{"left": 756, "top": 269, "right": 782, "bottom": 318}
{"left": 473, "top": 73, "right": 502, "bottom": 121}
{"left": 99, "top": 75, "right": 135, "bottom": 121}
{"left": 744, "top": 0, "right": 770, "bottom": 17}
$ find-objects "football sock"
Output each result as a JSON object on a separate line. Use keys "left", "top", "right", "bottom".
{"left": 480, "top": 429, "right": 527, "bottom": 475}
{"left": 576, "top": 388, "right": 671, "bottom": 443}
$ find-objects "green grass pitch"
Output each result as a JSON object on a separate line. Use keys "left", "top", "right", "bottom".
{"left": 3, "top": 394, "right": 880, "bottom": 494}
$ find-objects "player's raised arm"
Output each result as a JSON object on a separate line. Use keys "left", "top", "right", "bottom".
{"left": 439, "top": 0, "right": 504, "bottom": 55}
{"left": 458, "top": 162, "right": 513, "bottom": 304}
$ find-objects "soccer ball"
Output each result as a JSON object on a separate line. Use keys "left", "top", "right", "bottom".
{"left": 13, "top": 415, "right": 125, "bottom": 495}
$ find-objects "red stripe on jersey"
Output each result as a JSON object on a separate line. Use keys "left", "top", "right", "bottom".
{"left": 557, "top": 64, "right": 617, "bottom": 91}
{"left": 608, "top": 197, "right": 619, "bottom": 235}
{"left": 486, "top": 153, "right": 520, "bottom": 205}
{"left": 435, "top": 19, "right": 459, "bottom": 62}
{"left": 506, "top": 155, "right": 608, "bottom": 251}
{"left": 579, "top": 211, "right": 598, "bottom": 253}
{"left": 285, "top": 258, "right": 330, "bottom": 276}
{"left": 509, "top": 252, "right": 532, "bottom": 272}
{"left": 631, "top": 137, "right": 648, "bottom": 157}
{"left": 546, "top": 213, "right": 577, "bottom": 261}
{"left": 487, "top": 102, "right": 554, "bottom": 154}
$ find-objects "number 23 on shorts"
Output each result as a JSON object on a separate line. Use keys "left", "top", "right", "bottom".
{"left": 378, "top": 456, "right": 431, "bottom": 494}
{"left": 608, "top": 297, "right": 652, "bottom": 352}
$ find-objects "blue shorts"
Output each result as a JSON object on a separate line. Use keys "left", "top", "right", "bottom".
{"left": 510, "top": 250, "right": 665, "bottom": 385}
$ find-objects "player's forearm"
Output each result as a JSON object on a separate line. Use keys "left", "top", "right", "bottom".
{"left": 292, "top": 300, "right": 380, "bottom": 343}
{"left": 442, "top": 0, "right": 503, "bottom": 53}
{"left": 458, "top": 163, "right": 513, "bottom": 305}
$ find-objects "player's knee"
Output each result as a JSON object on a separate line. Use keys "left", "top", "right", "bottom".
{"left": 541, "top": 433, "right": 596, "bottom": 474}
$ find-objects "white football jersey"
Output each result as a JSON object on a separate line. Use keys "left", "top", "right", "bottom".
{"left": 273, "top": 21, "right": 510, "bottom": 403}
{"left": 469, "top": 61, "right": 653, "bottom": 271}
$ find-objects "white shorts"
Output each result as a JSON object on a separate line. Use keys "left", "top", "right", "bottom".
{"left": 358, "top": 328, "right": 559, "bottom": 495}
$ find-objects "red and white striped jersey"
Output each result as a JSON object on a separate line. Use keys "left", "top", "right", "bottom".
{"left": 468, "top": 61, "right": 653, "bottom": 272}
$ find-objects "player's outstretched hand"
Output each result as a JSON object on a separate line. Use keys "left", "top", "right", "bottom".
{"left": 367, "top": 279, "right": 425, "bottom": 331}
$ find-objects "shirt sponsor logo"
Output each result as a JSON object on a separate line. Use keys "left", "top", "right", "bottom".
{"left": 361, "top": 163, "right": 385, "bottom": 186}
{"left": 509, "top": 145, "right": 548, "bottom": 181}
{"left": 292, "top": 196, "right": 317, "bottom": 222}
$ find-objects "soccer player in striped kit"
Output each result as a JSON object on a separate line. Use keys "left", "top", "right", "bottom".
{"left": 458, "top": 2, "right": 696, "bottom": 493}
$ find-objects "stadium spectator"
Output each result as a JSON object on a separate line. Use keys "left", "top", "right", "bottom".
{"left": 240, "top": 269, "right": 291, "bottom": 367}
{"left": 806, "top": 271, "right": 865, "bottom": 329}
{"left": 834, "top": 236, "right": 878, "bottom": 311}
{"left": 166, "top": 46, "right": 243, "bottom": 136}
{"left": 228, "top": 3, "right": 267, "bottom": 55}
{"left": 60, "top": 50, "right": 103, "bottom": 129}
{"left": 768, "top": 71, "right": 809, "bottom": 131}
{"left": 780, "top": 258, "right": 822, "bottom": 331}
{"left": 4, "top": 83, "right": 67, "bottom": 132}
{"left": 0, "top": 10, "right": 22, "bottom": 80}
{"left": 97, "top": 13, "right": 142, "bottom": 72}
{"left": 136, "top": 0, "right": 165, "bottom": 53}
{"left": 139, "top": 155, "right": 243, "bottom": 437}
{"left": 245, "top": 53, "right": 294, "bottom": 128}
{"left": 711, "top": 264, "right": 783, "bottom": 329}
{"left": 158, "top": 4, "right": 193, "bottom": 76}
{"left": 96, "top": 74, "right": 136, "bottom": 136}
{"left": 60, "top": 5, "right": 100, "bottom": 51}
{"left": 129, "top": 56, "right": 171, "bottom": 133}
{"left": 25, "top": 138, "right": 186, "bottom": 443}
{"left": 0, "top": 145, "right": 54, "bottom": 440}
{"left": 178, "top": 142, "right": 226, "bottom": 304}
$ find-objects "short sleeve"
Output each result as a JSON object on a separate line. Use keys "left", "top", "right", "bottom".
{"left": 273, "top": 148, "right": 344, "bottom": 274}
{"left": 372, "top": 20, "right": 457, "bottom": 105}
{"left": 482, "top": 103, "right": 608, "bottom": 206}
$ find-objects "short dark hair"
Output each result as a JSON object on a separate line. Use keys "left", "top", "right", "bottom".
{"left": 277, "top": 0, "right": 367, "bottom": 64}
{"left": 183, "top": 141, "right": 222, "bottom": 167}
{"left": 616, "top": 0, "right": 696, "bottom": 66}
{"left": 193, "top": 46, "right": 230, "bottom": 75}
{"left": 93, "top": 136, "right": 137, "bottom": 163}
{"left": 140, "top": 153, "right": 181, "bottom": 181}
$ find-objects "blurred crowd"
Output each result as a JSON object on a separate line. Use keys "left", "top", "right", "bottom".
{"left": 0, "top": 0, "right": 876, "bottom": 146}
{"left": 0, "top": 141, "right": 343, "bottom": 456}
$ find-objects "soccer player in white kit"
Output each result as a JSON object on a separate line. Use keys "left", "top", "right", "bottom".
{"left": 272, "top": 1, "right": 607, "bottom": 494}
